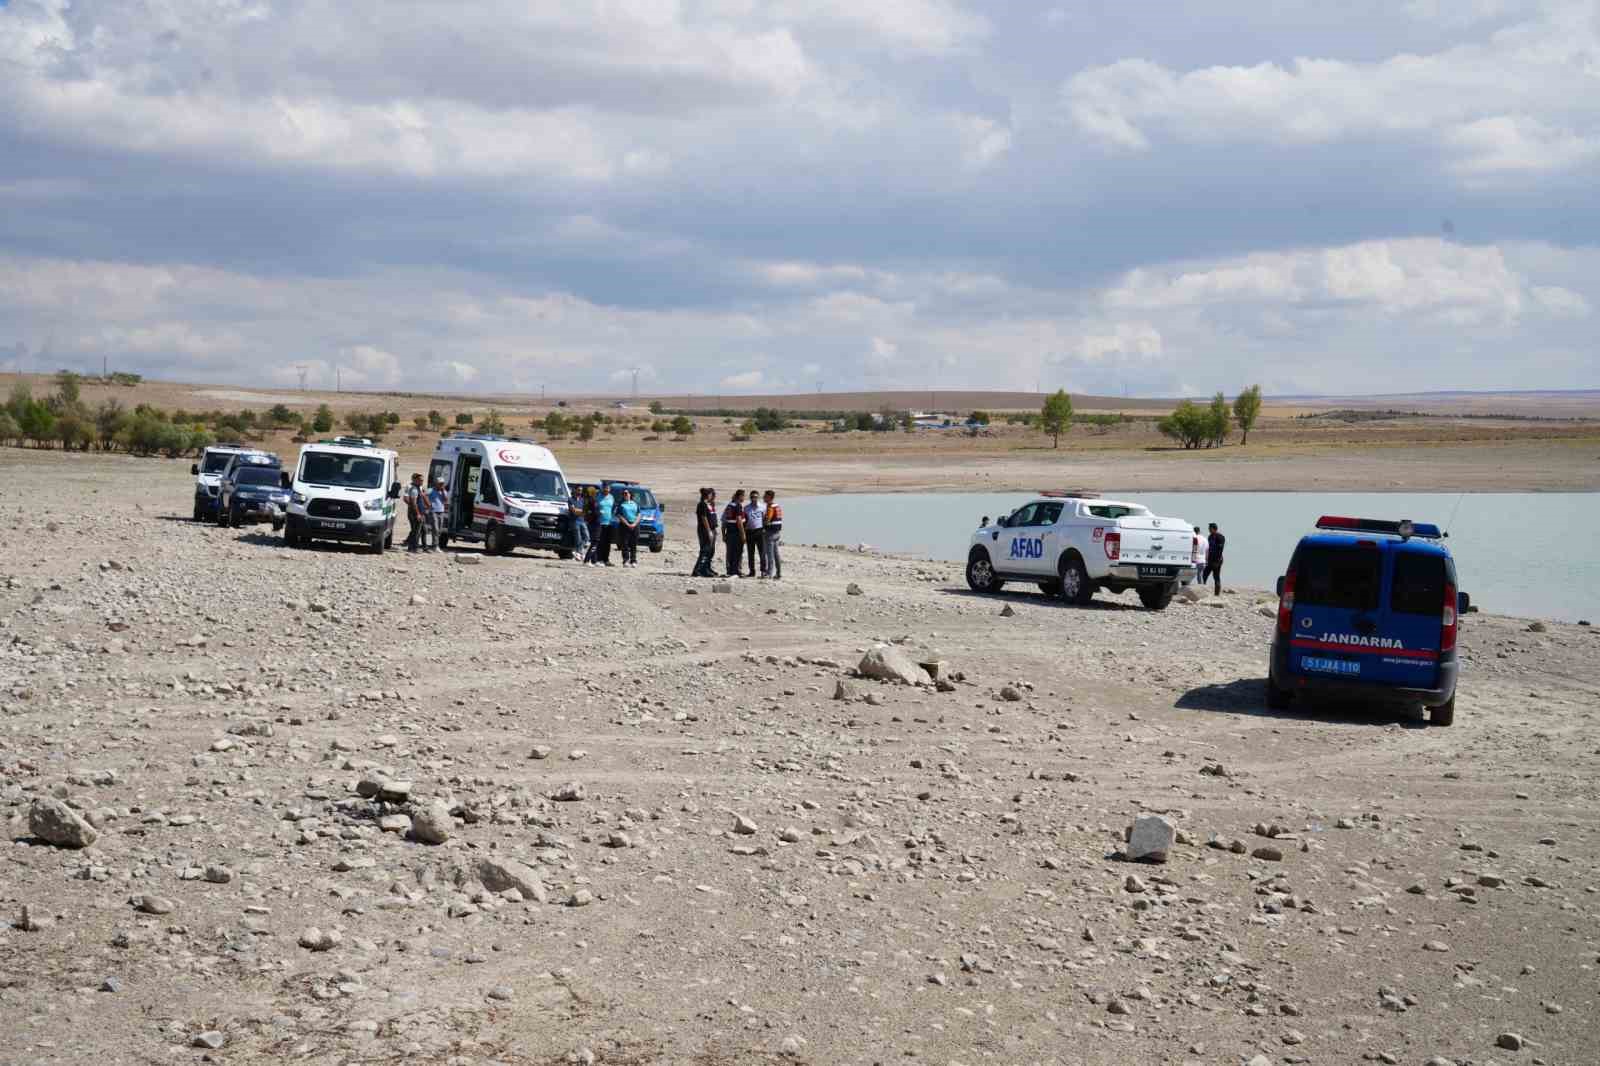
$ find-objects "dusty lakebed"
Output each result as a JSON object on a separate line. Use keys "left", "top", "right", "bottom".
{"left": 1, "top": 451, "right": 1598, "bottom": 1066}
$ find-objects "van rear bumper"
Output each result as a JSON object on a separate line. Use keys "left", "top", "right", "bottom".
{"left": 1270, "top": 638, "right": 1458, "bottom": 706}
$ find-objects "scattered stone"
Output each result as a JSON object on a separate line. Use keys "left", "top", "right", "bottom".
{"left": 999, "top": 685, "right": 1023, "bottom": 702}
{"left": 411, "top": 802, "right": 453, "bottom": 845}
{"left": 1252, "top": 846, "right": 1284, "bottom": 862}
{"left": 133, "top": 895, "right": 175, "bottom": 915}
{"left": 409, "top": 593, "right": 428, "bottom": 606}
{"left": 857, "top": 644, "right": 926, "bottom": 686}
{"left": 732, "top": 814, "right": 759, "bottom": 835}
{"left": 192, "top": 1031, "right": 226, "bottom": 1050}
{"left": 298, "top": 927, "right": 341, "bottom": 952}
{"left": 552, "top": 782, "right": 586, "bottom": 802}
{"left": 1527, "top": 621, "right": 1547, "bottom": 633}
{"left": 1496, "top": 1033, "right": 1525, "bottom": 1051}
{"left": 999, "top": 605, "right": 1015, "bottom": 617}
{"left": 1126, "top": 814, "right": 1176, "bottom": 863}
{"left": 454, "top": 554, "right": 482, "bottom": 565}
{"left": 833, "top": 678, "right": 859, "bottom": 701}
{"left": 566, "top": 889, "right": 594, "bottom": 907}
{"left": 203, "top": 865, "right": 234, "bottom": 884}
{"left": 1124, "top": 874, "right": 1147, "bottom": 893}
{"left": 29, "top": 797, "right": 98, "bottom": 849}
{"left": 529, "top": 745, "right": 553, "bottom": 760}
{"left": 711, "top": 582, "right": 733, "bottom": 594}
{"left": 1423, "top": 940, "right": 1450, "bottom": 952}
{"left": 846, "top": 583, "right": 864, "bottom": 596}
{"left": 476, "top": 858, "right": 548, "bottom": 903}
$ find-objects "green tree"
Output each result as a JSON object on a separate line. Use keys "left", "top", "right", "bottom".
{"left": 1205, "top": 391, "right": 1232, "bottom": 448}
{"left": 94, "top": 399, "right": 127, "bottom": 450}
{"left": 454, "top": 411, "right": 473, "bottom": 426}
{"left": 413, "top": 415, "right": 429, "bottom": 430}
{"left": 648, "top": 400, "right": 664, "bottom": 414}
{"left": 344, "top": 411, "right": 370, "bottom": 435}
{"left": 0, "top": 411, "right": 18, "bottom": 446}
{"left": 753, "top": 407, "right": 789, "bottom": 432}
{"left": 1157, "top": 400, "right": 1210, "bottom": 449}
{"left": 312, "top": 404, "right": 334, "bottom": 433}
{"left": 576, "top": 416, "right": 596, "bottom": 442}
{"left": 54, "top": 369, "right": 82, "bottom": 408}
{"left": 543, "top": 412, "right": 568, "bottom": 437}
{"left": 739, "top": 418, "right": 758, "bottom": 436}
{"left": 476, "top": 409, "right": 507, "bottom": 435}
{"left": 1039, "top": 389, "right": 1073, "bottom": 449}
{"left": 671, "top": 415, "right": 694, "bottom": 436}
{"left": 427, "top": 409, "right": 445, "bottom": 431}
{"left": 1232, "top": 384, "right": 1262, "bottom": 445}
{"left": 650, "top": 419, "right": 668, "bottom": 433}
{"left": 268, "top": 403, "right": 294, "bottom": 427}
{"left": 968, "top": 410, "right": 990, "bottom": 425}
{"left": 384, "top": 411, "right": 400, "bottom": 426}
{"left": 18, "top": 397, "right": 56, "bottom": 447}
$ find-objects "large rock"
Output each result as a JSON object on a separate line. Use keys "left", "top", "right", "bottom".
{"left": 476, "top": 857, "right": 548, "bottom": 903}
{"left": 30, "top": 798, "right": 98, "bottom": 849}
{"left": 411, "top": 801, "right": 452, "bottom": 845}
{"left": 1126, "top": 815, "right": 1176, "bottom": 863}
{"left": 858, "top": 644, "right": 926, "bottom": 686}
{"left": 1178, "top": 584, "right": 1209, "bottom": 603}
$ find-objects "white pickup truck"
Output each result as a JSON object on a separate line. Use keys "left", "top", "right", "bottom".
{"left": 966, "top": 493, "right": 1201, "bottom": 609}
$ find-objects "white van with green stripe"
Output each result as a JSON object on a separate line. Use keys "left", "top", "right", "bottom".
{"left": 282, "top": 437, "right": 402, "bottom": 554}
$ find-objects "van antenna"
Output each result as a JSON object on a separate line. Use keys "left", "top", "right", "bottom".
{"left": 1443, "top": 493, "right": 1465, "bottom": 539}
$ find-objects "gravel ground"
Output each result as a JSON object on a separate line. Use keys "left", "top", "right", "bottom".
{"left": 2, "top": 451, "right": 1597, "bottom": 1066}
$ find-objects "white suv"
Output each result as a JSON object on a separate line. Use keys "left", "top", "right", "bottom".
{"left": 967, "top": 494, "right": 1200, "bottom": 609}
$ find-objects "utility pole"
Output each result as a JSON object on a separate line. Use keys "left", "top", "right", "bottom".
{"left": 335, "top": 367, "right": 341, "bottom": 393}
{"left": 102, "top": 355, "right": 108, "bottom": 380}
{"left": 295, "top": 364, "right": 308, "bottom": 391}
{"left": 631, "top": 368, "right": 639, "bottom": 399}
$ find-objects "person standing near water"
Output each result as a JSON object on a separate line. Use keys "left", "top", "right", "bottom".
{"left": 763, "top": 490, "right": 783, "bottom": 580}
{"left": 693, "top": 487, "right": 718, "bottom": 577}
{"left": 723, "top": 489, "right": 746, "bottom": 577}
{"left": 744, "top": 487, "right": 766, "bottom": 577}
{"left": 1204, "top": 522, "right": 1225, "bottom": 594}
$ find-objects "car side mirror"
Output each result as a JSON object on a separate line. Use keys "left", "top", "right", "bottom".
{"left": 997, "top": 516, "right": 1009, "bottom": 528}
{"left": 1275, "top": 576, "right": 1284, "bottom": 597}
{"left": 1457, "top": 591, "right": 1470, "bottom": 614}
{"left": 280, "top": 471, "right": 291, "bottom": 489}
{"left": 387, "top": 481, "right": 402, "bottom": 499}
{"left": 190, "top": 463, "right": 199, "bottom": 475}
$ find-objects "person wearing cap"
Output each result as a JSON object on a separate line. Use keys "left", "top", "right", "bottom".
{"left": 722, "top": 489, "right": 746, "bottom": 577}
{"left": 403, "top": 472, "right": 426, "bottom": 552}
{"left": 426, "top": 476, "right": 450, "bottom": 553}
{"left": 692, "top": 487, "right": 717, "bottom": 577}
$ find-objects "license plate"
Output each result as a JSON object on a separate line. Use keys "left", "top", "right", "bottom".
{"left": 537, "top": 531, "right": 559, "bottom": 540}
{"left": 1137, "top": 565, "right": 1176, "bottom": 578}
{"left": 317, "top": 520, "right": 346, "bottom": 529}
{"left": 1303, "top": 656, "right": 1360, "bottom": 676}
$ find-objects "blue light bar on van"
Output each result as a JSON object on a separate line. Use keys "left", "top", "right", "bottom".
{"left": 1316, "top": 515, "right": 1442, "bottom": 539}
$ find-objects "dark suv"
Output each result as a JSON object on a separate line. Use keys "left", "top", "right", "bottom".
{"left": 217, "top": 453, "right": 287, "bottom": 530}
{"left": 1268, "top": 516, "right": 1468, "bottom": 725}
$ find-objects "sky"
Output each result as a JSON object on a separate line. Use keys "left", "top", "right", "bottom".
{"left": 0, "top": 0, "right": 1597, "bottom": 398}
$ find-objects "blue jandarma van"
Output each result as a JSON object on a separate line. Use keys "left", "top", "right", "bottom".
{"left": 1268, "top": 516, "right": 1468, "bottom": 725}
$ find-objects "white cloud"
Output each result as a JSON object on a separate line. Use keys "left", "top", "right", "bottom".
{"left": 1063, "top": 2, "right": 1600, "bottom": 182}
{"left": 719, "top": 370, "right": 765, "bottom": 389}
{"left": 446, "top": 361, "right": 480, "bottom": 385}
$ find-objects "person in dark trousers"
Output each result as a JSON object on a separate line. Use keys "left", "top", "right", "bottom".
{"left": 722, "top": 489, "right": 746, "bottom": 577}
{"left": 583, "top": 488, "right": 601, "bottom": 565}
{"left": 693, "top": 487, "right": 718, "bottom": 577}
{"left": 595, "top": 485, "right": 616, "bottom": 566}
{"left": 763, "top": 490, "right": 783, "bottom": 580}
{"left": 569, "top": 487, "right": 589, "bottom": 563}
{"left": 617, "top": 488, "right": 641, "bottom": 567}
{"left": 744, "top": 486, "right": 766, "bottom": 577}
{"left": 1203, "top": 522, "right": 1225, "bottom": 594}
{"left": 403, "top": 472, "right": 426, "bottom": 551}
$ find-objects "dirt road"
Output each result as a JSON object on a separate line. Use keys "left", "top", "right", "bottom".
{"left": 2, "top": 452, "right": 1597, "bottom": 1065}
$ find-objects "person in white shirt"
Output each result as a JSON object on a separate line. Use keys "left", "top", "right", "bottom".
{"left": 744, "top": 488, "right": 767, "bottom": 577}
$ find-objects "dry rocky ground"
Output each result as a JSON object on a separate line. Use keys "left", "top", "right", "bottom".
{"left": 1, "top": 451, "right": 1598, "bottom": 1066}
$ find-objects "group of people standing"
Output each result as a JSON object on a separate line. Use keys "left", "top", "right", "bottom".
{"left": 693, "top": 488, "right": 783, "bottom": 580}
{"left": 403, "top": 472, "right": 451, "bottom": 552}
{"left": 573, "top": 485, "right": 644, "bottom": 567}
{"left": 1197, "top": 522, "right": 1225, "bottom": 593}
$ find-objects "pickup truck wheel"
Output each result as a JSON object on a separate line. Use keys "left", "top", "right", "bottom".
{"left": 1138, "top": 582, "right": 1176, "bottom": 610}
{"left": 1058, "top": 554, "right": 1093, "bottom": 606}
{"left": 557, "top": 550, "right": 574, "bottom": 561}
{"left": 368, "top": 528, "right": 385, "bottom": 555}
{"left": 1430, "top": 695, "right": 1455, "bottom": 727}
{"left": 193, "top": 501, "right": 204, "bottom": 522}
{"left": 1038, "top": 579, "right": 1062, "bottom": 597}
{"left": 966, "top": 548, "right": 1001, "bottom": 593}
{"left": 1266, "top": 676, "right": 1292, "bottom": 710}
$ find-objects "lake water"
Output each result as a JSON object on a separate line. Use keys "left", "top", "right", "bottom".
{"left": 784, "top": 492, "right": 1597, "bottom": 623}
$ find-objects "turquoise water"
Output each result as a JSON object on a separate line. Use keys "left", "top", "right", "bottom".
{"left": 785, "top": 492, "right": 1596, "bottom": 622}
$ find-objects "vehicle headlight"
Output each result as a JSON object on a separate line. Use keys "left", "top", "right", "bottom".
{"left": 505, "top": 505, "right": 527, "bottom": 519}
{"left": 363, "top": 496, "right": 385, "bottom": 512}
{"left": 291, "top": 491, "right": 307, "bottom": 505}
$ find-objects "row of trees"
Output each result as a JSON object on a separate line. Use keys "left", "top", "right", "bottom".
{"left": 1, "top": 374, "right": 222, "bottom": 456}
{"left": 1157, "top": 386, "right": 1262, "bottom": 450}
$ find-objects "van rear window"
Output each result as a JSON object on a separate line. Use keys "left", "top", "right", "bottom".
{"left": 1391, "top": 552, "right": 1447, "bottom": 615}
{"left": 1296, "top": 546, "right": 1381, "bottom": 610}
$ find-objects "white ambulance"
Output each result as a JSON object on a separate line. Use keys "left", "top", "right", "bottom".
{"left": 427, "top": 434, "right": 575, "bottom": 557}
{"left": 282, "top": 437, "right": 402, "bottom": 554}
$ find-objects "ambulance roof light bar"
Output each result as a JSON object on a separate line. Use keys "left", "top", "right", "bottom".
{"left": 1316, "top": 515, "right": 1442, "bottom": 540}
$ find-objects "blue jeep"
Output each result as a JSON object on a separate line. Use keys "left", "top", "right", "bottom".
{"left": 1268, "top": 516, "right": 1469, "bottom": 726}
